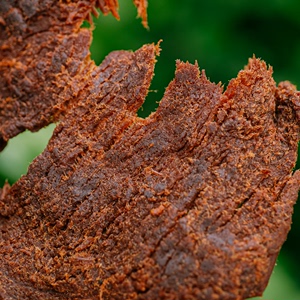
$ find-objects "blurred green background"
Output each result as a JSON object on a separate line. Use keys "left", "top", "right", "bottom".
{"left": 1, "top": 0, "right": 300, "bottom": 298}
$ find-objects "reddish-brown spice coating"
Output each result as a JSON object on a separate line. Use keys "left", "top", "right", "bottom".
{"left": 0, "top": 0, "right": 147, "bottom": 146}
{"left": 1, "top": 1, "right": 300, "bottom": 300}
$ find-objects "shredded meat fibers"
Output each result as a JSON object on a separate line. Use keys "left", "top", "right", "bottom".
{"left": 0, "top": 1, "right": 299, "bottom": 299}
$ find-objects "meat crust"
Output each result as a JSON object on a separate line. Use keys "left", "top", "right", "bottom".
{"left": 0, "top": 1, "right": 299, "bottom": 300}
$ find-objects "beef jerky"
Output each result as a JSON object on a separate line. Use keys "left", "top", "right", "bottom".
{"left": 0, "top": 0, "right": 147, "bottom": 147}
{"left": 1, "top": 39, "right": 300, "bottom": 299}
{"left": 1, "top": 0, "right": 300, "bottom": 299}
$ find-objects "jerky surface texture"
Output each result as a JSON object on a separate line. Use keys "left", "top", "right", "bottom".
{"left": 0, "top": 1, "right": 300, "bottom": 300}
{"left": 0, "top": 0, "right": 147, "bottom": 148}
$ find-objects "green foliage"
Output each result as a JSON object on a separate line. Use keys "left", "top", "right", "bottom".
{"left": 0, "top": 125, "right": 55, "bottom": 186}
{"left": 1, "top": 1, "right": 300, "bottom": 298}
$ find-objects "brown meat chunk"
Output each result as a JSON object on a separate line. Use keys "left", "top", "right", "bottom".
{"left": 1, "top": 1, "right": 300, "bottom": 299}
{"left": 0, "top": 0, "right": 147, "bottom": 146}
{"left": 1, "top": 41, "right": 300, "bottom": 298}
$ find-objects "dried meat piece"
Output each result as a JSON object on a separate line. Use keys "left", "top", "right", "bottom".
{"left": 0, "top": 40, "right": 300, "bottom": 299}
{"left": 1, "top": 0, "right": 300, "bottom": 299}
{"left": 0, "top": 0, "right": 147, "bottom": 148}
{"left": 133, "top": 0, "right": 148, "bottom": 29}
